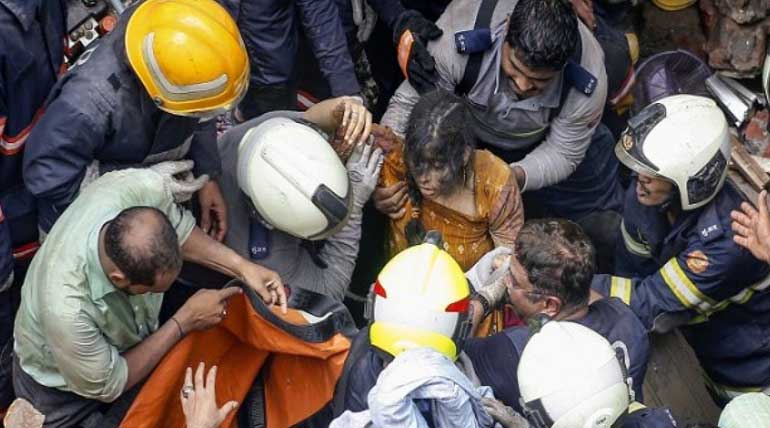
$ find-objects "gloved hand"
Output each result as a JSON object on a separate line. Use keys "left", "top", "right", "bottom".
{"left": 481, "top": 397, "right": 531, "bottom": 428}
{"left": 393, "top": 10, "right": 443, "bottom": 94}
{"left": 352, "top": 0, "right": 378, "bottom": 43}
{"left": 149, "top": 160, "right": 210, "bottom": 203}
{"left": 346, "top": 141, "right": 384, "bottom": 207}
{"left": 465, "top": 246, "right": 512, "bottom": 290}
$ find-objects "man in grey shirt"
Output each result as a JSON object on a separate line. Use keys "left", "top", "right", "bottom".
{"left": 217, "top": 97, "right": 382, "bottom": 301}
{"left": 376, "top": 0, "right": 623, "bottom": 269}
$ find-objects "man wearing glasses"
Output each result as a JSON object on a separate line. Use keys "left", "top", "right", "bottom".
{"left": 464, "top": 219, "right": 649, "bottom": 414}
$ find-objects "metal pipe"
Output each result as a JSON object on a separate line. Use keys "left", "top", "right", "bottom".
{"left": 706, "top": 74, "right": 751, "bottom": 128}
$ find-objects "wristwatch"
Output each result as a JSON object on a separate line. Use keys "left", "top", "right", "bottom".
{"left": 470, "top": 291, "right": 492, "bottom": 318}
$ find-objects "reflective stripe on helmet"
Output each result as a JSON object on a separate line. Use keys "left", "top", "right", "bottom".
{"left": 142, "top": 32, "right": 229, "bottom": 103}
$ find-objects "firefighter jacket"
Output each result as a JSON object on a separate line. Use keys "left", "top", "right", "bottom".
{"left": 0, "top": 0, "right": 66, "bottom": 277}
{"left": 594, "top": 178, "right": 770, "bottom": 401}
{"left": 22, "top": 3, "right": 219, "bottom": 233}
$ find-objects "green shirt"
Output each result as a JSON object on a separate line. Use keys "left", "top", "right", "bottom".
{"left": 14, "top": 169, "right": 195, "bottom": 402}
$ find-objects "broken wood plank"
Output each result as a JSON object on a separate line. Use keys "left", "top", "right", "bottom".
{"left": 642, "top": 330, "right": 722, "bottom": 425}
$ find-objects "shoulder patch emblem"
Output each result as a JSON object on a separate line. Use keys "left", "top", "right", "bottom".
{"left": 686, "top": 250, "right": 709, "bottom": 274}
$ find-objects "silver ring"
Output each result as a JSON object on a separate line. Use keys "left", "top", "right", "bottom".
{"left": 222, "top": 309, "right": 228, "bottom": 318}
{"left": 182, "top": 385, "right": 194, "bottom": 399}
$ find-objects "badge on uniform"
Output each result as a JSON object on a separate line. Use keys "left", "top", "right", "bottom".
{"left": 564, "top": 61, "right": 597, "bottom": 96}
{"left": 454, "top": 28, "right": 492, "bottom": 54}
{"left": 686, "top": 250, "right": 710, "bottom": 274}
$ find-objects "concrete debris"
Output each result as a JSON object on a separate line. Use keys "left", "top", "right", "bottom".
{"left": 711, "top": 0, "right": 770, "bottom": 25}
{"left": 701, "top": 0, "right": 770, "bottom": 77}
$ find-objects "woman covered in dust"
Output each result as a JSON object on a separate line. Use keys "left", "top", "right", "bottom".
{"left": 380, "top": 89, "right": 524, "bottom": 271}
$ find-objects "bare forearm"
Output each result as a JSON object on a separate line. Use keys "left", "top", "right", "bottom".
{"left": 182, "top": 227, "right": 245, "bottom": 279}
{"left": 122, "top": 320, "right": 182, "bottom": 391}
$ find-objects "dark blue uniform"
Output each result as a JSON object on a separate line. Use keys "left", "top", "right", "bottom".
{"left": 595, "top": 178, "right": 770, "bottom": 402}
{"left": 223, "top": 0, "right": 360, "bottom": 118}
{"left": 464, "top": 298, "right": 649, "bottom": 412}
{"left": 621, "top": 403, "right": 678, "bottom": 428}
{"left": 340, "top": 299, "right": 649, "bottom": 415}
{"left": 0, "top": 0, "right": 66, "bottom": 281}
{"left": 22, "top": 4, "right": 220, "bottom": 233}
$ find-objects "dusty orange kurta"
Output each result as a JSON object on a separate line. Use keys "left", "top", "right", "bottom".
{"left": 380, "top": 144, "right": 524, "bottom": 271}
{"left": 120, "top": 291, "right": 350, "bottom": 428}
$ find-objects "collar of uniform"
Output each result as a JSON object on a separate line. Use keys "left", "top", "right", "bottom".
{"left": 86, "top": 220, "right": 121, "bottom": 301}
{"left": 0, "top": 0, "right": 39, "bottom": 31}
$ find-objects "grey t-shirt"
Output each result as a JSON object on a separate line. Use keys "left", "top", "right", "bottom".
{"left": 217, "top": 111, "right": 363, "bottom": 301}
{"left": 381, "top": 0, "right": 608, "bottom": 192}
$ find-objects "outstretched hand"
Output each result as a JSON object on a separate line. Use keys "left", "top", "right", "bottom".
{"left": 731, "top": 190, "right": 770, "bottom": 263}
{"left": 181, "top": 363, "right": 239, "bottom": 428}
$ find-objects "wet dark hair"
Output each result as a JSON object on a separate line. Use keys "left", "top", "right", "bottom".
{"left": 515, "top": 219, "right": 595, "bottom": 309}
{"left": 506, "top": 0, "right": 578, "bottom": 71}
{"left": 404, "top": 89, "right": 475, "bottom": 206}
{"left": 104, "top": 206, "right": 182, "bottom": 287}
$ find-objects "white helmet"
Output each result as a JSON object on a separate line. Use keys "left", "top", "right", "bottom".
{"left": 237, "top": 117, "right": 352, "bottom": 240}
{"left": 615, "top": 94, "right": 731, "bottom": 210}
{"left": 518, "top": 322, "right": 632, "bottom": 428}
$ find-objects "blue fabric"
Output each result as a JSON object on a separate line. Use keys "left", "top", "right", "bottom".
{"left": 527, "top": 123, "right": 624, "bottom": 221}
{"left": 622, "top": 407, "right": 678, "bottom": 428}
{"left": 464, "top": 298, "right": 649, "bottom": 413}
{"left": 0, "top": 0, "right": 65, "bottom": 247}
{"left": 233, "top": 0, "right": 359, "bottom": 96}
{"left": 344, "top": 344, "right": 387, "bottom": 412}
{"left": 0, "top": 208, "right": 12, "bottom": 287}
{"left": 595, "top": 180, "right": 770, "bottom": 389}
{"left": 22, "top": 3, "right": 219, "bottom": 232}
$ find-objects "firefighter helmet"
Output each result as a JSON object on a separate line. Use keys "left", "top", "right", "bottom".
{"left": 237, "top": 117, "right": 352, "bottom": 240}
{"left": 368, "top": 243, "right": 472, "bottom": 361}
{"left": 518, "top": 321, "right": 632, "bottom": 428}
{"left": 125, "top": 0, "right": 249, "bottom": 117}
{"left": 615, "top": 94, "right": 730, "bottom": 210}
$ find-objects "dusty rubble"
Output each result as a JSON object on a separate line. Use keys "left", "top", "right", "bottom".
{"left": 701, "top": 0, "right": 770, "bottom": 76}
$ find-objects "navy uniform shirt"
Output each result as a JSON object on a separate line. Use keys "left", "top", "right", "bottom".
{"left": 595, "top": 179, "right": 770, "bottom": 400}
{"left": 0, "top": 0, "right": 66, "bottom": 274}
{"left": 463, "top": 298, "right": 649, "bottom": 412}
{"left": 22, "top": 3, "right": 220, "bottom": 232}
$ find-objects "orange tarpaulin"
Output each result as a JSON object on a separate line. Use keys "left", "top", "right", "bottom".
{"left": 120, "top": 288, "right": 352, "bottom": 428}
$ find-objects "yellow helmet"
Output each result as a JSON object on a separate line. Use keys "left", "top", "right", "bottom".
{"left": 651, "top": 0, "right": 696, "bottom": 11}
{"left": 368, "top": 243, "right": 471, "bottom": 361}
{"left": 125, "top": 0, "right": 249, "bottom": 117}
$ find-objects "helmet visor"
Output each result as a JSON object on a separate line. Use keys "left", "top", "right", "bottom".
{"left": 686, "top": 149, "right": 727, "bottom": 207}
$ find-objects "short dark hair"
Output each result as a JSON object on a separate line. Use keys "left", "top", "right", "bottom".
{"left": 514, "top": 219, "right": 595, "bottom": 309}
{"left": 104, "top": 206, "right": 182, "bottom": 286}
{"left": 404, "top": 89, "right": 475, "bottom": 205}
{"left": 506, "top": 0, "right": 579, "bottom": 71}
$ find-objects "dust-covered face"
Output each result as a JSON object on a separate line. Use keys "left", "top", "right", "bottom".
{"left": 408, "top": 146, "right": 469, "bottom": 200}
{"left": 413, "top": 159, "right": 455, "bottom": 200}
